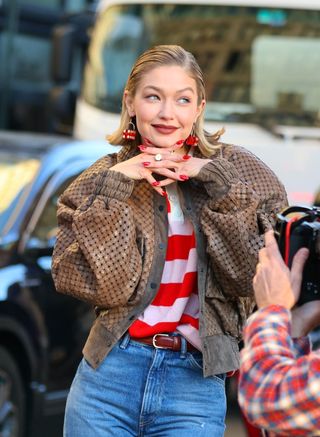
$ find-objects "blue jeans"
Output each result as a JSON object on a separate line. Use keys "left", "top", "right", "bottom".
{"left": 64, "top": 334, "right": 227, "bottom": 437}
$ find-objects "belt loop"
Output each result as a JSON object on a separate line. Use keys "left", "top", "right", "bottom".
{"left": 179, "top": 335, "right": 187, "bottom": 359}
{"left": 119, "top": 332, "right": 130, "bottom": 350}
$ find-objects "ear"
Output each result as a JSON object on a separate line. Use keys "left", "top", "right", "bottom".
{"left": 196, "top": 99, "right": 206, "bottom": 118}
{"left": 124, "top": 90, "right": 135, "bottom": 117}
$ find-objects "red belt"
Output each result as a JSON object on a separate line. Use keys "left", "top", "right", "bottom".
{"left": 133, "top": 334, "right": 199, "bottom": 352}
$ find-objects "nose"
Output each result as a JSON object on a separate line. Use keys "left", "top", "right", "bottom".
{"left": 159, "top": 99, "right": 174, "bottom": 119}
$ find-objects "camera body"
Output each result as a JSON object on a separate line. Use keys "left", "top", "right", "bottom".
{"left": 276, "top": 206, "right": 320, "bottom": 306}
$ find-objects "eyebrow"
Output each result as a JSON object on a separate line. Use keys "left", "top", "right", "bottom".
{"left": 142, "top": 85, "right": 195, "bottom": 94}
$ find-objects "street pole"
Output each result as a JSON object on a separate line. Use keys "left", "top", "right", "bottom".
{"left": 0, "top": 0, "right": 19, "bottom": 129}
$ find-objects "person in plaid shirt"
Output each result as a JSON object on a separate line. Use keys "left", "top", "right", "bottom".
{"left": 238, "top": 230, "right": 320, "bottom": 437}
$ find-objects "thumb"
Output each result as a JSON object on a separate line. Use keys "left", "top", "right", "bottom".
{"left": 264, "top": 230, "right": 283, "bottom": 261}
{"left": 290, "top": 248, "right": 309, "bottom": 299}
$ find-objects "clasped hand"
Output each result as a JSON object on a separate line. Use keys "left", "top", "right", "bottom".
{"left": 110, "top": 140, "right": 211, "bottom": 196}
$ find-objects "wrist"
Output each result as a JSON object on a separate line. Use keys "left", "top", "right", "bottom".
{"left": 195, "top": 158, "right": 239, "bottom": 185}
{"left": 257, "top": 299, "right": 292, "bottom": 310}
{"left": 109, "top": 163, "right": 125, "bottom": 173}
{"left": 95, "top": 170, "right": 134, "bottom": 201}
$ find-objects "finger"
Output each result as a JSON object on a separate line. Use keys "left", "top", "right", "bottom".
{"left": 292, "top": 301, "right": 320, "bottom": 335}
{"left": 264, "top": 230, "right": 275, "bottom": 246}
{"left": 264, "top": 230, "right": 279, "bottom": 251}
{"left": 148, "top": 159, "right": 181, "bottom": 169}
{"left": 151, "top": 167, "right": 180, "bottom": 180}
{"left": 162, "top": 153, "right": 185, "bottom": 162}
{"left": 151, "top": 167, "right": 188, "bottom": 181}
{"left": 258, "top": 247, "right": 268, "bottom": 263}
{"left": 155, "top": 178, "right": 176, "bottom": 187}
{"left": 290, "top": 248, "right": 309, "bottom": 296}
{"left": 264, "top": 230, "right": 283, "bottom": 261}
{"left": 304, "top": 301, "right": 320, "bottom": 331}
{"left": 140, "top": 169, "right": 165, "bottom": 196}
{"left": 139, "top": 166, "right": 176, "bottom": 189}
{"left": 140, "top": 155, "right": 182, "bottom": 169}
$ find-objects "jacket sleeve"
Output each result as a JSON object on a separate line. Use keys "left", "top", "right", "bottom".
{"left": 51, "top": 160, "right": 142, "bottom": 308}
{"left": 195, "top": 145, "right": 288, "bottom": 298}
{"left": 238, "top": 306, "right": 319, "bottom": 436}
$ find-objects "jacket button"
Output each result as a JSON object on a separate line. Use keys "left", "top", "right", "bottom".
{"left": 159, "top": 205, "right": 164, "bottom": 211}
{"left": 158, "top": 243, "right": 165, "bottom": 250}
{"left": 150, "top": 282, "right": 157, "bottom": 289}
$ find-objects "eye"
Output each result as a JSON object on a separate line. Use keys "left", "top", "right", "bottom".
{"left": 145, "top": 94, "right": 160, "bottom": 101}
{"left": 178, "top": 97, "right": 191, "bottom": 104}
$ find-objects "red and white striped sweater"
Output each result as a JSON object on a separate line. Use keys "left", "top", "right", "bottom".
{"left": 129, "top": 183, "right": 201, "bottom": 350}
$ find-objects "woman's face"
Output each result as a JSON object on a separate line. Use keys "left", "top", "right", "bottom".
{"left": 125, "top": 65, "right": 205, "bottom": 149}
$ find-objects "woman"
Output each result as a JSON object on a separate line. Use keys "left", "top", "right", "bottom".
{"left": 52, "top": 45, "right": 287, "bottom": 437}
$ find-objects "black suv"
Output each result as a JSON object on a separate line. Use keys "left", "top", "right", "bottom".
{"left": 0, "top": 132, "right": 117, "bottom": 437}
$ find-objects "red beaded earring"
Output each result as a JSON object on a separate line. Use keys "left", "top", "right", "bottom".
{"left": 185, "top": 126, "right": 199, "bottom": 146}
{"left": 122, "top": 119, "right": 136, "bottom": 141}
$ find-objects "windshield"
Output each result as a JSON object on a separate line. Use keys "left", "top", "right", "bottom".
{"left": 82, "top": 3, "right": 320, "bottom": 127}
{"left": 0, "top": 153, "right": 40, "bottom": 234}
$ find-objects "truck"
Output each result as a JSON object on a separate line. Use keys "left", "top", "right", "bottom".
{"left": 0, "top": 1, "right": 320, "bottom": 436}
{"left": 0, "top": 0, "right": 95, "bottom": 133}
{"left": 62, "top": 0, "right": 320, "bottom": 206}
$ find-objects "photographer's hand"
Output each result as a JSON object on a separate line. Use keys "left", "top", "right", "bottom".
{"left": 291, "top": 302, "right": 320, "bottom": 338}
{"left": 253, "top": 231, "right": 309, "bottom": 310}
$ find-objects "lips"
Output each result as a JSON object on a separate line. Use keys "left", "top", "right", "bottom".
{"left": 152, "top": 124, "right": 178, "bottom": 134}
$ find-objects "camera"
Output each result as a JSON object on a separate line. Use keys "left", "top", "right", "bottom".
{"left": 275, "top": 206, "right": 320, "bottom": 306}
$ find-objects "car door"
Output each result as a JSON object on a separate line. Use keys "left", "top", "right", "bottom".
{"left": 19, "top": 161, "right": 95, "bottom": 396}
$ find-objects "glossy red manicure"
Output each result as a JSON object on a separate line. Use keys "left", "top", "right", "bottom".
{"left": 180, "top": 175, "right": 189, "bottom": 181}
{"left": 152, "top": 181, "right": 160, "bottom": 186}
{"left": 138, "top": 145, "right": 147, "bottom": 151}
{"left": 142, "top": 162, "right": 151, "bottom": 166}
{"left": 145, "top": 138, "right": 152, "bottom": 145}
{"left": 175, "top": 140, "right": 184, "bottom": 145}
{"left": 161, "top": 190, "right": 167, "bottom": 197}
{"left": 183, "top": 155, "right": 191, "bottom": 160}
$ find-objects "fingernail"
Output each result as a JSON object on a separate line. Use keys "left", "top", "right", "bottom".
{"left": 183, "top": 155, "right": 191, "bottom": 160}
{"left": 142, "top": 161, "right": 151, "bottom": 166}
{"left": 175, "top": 140, "right": 184, "bottom": 145}
{"left": 161, "top": 190, "right": 167, "bottom": 197}
{"left": 145, "top": 138, "right": 152, "bottom": 145}
{"left": 180, "top": 175, "right": 189, "bottom": 181}
{"left": 152, "top": 181, "right": 160, "bottom": 186}
{"left": 138, "top": 145, "right": 147, "bottom": 151}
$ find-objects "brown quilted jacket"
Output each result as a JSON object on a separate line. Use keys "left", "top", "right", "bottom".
{"left": 52, "top": 143, "right": 287, "bottom": 376}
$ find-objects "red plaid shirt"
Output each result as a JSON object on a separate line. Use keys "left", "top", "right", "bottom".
{"left": 239, "top": 305, "right": 320, "bottom": 437}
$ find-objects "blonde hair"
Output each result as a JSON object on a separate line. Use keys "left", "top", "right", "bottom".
{"left": 107, "top": 45, "right": 224, "bottom": 157}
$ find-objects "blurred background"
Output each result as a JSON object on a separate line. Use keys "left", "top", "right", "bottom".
{"left": 0, "top": 1, "right": 319, "bottom": 436}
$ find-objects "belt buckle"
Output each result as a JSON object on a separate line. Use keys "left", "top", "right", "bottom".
{"left": 152, "top": 333, "right": 169, "bottom": 349}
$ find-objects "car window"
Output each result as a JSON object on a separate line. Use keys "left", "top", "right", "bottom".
{"left": 0, "top": 157, "right": 40, "bottom": 230}
{"left": 28, "top": 177, "right": 74, "bottom": 247}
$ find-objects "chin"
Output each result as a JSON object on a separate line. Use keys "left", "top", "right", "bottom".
{"left": 142, "top": 132, "right": 181, "bottom": 148}
{"left": 154, "top": 136, "right": 180, "bottom": 148}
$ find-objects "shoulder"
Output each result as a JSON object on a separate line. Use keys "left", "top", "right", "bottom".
{"left": 218, "top": 142, "right": 265, "bottom": 165}
{"left": 216, "top": 143, "right": 287, "bottom": 199}
{"left": 218, "top": 143, "right": 280, "bottom": 180}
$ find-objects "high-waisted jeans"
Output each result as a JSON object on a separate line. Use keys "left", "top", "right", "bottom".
{"left": 64, "top": 334, "right": 227, "bottom": 437}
